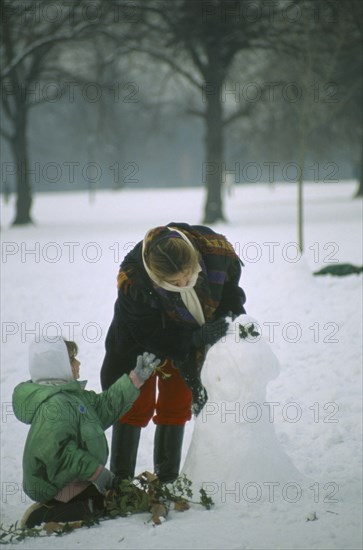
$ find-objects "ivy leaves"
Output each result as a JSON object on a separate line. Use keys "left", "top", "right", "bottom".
{"left": 0, "top": 522, "right": 44, "bottom": 544}
{"left": 121, "top": 472, "right": 213, "bottom": 525}
{"left": 238, "top": 323, "right": 260, "bottom": 340}
{"left": 0, "top": 473, "right": 214, "bottom": 542}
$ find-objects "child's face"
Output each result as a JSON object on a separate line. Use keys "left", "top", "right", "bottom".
{"left": 70, "top": 357, "right": 81, "bottom": 380}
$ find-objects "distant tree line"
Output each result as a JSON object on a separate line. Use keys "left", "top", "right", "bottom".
{"left": 1, "top": 0, "right": 362, "bottom": 233}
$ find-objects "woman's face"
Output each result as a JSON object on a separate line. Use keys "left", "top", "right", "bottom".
{"left": 163, "top": 268, "right": 192, "bottom": 287}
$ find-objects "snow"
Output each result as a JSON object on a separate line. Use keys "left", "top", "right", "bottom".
{"left": 1, "top": 181, "right": 362, "bottom": 549}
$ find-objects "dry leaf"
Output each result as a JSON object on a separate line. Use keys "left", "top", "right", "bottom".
{"left": 43, "top": 521, "right": 82, "bottom": 535}
{"left": 150, "top": 502, "right": 168, "bottom": 525}
{"left": 151, "top": 514, "right": 162, "bottom": 525}
{"left": 174, "top": 499, "right": 190, "bottom": 512}
{"left": 136, "top": 471, "right": 159, "bottom": 483}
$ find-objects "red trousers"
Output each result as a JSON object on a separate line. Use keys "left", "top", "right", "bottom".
{"left": 120, "top": 359, "right": 192, "bottom": 427}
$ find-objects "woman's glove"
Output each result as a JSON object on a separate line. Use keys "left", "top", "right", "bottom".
{"left": 91, "top": 466, "right": 115, "bottom": 495}
{"left": 174, "top": 351, "right": 208, "bottom": 416}
{"left": 192, "top": 317, "right": 228, "bottom": 348}
{"left": 130, "top": 352, "right": 161, "bottom": 387}
{"left": 191, "top": 381, "right": 208, "bottom": 417}
{"left": 226, "top": 310, "right": 238, "bottom": 321}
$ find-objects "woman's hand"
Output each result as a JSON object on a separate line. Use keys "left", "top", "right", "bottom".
{"left": 192, "top": 317, "right": 228, "bottom": 348}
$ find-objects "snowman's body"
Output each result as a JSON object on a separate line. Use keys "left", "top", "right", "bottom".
{"left": 182, "top": 315, "right": 305, "bottom": 491}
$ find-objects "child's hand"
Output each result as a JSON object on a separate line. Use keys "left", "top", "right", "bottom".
{"left": 91, "top": 466, "right": 115, "bottom": 494}
{"left": 131, "top": 352, "right": 161, "bottom": 386}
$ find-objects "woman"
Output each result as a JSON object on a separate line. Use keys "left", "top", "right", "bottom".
{"left": 13, "top": 337, "right": 159, "bottom": 528}
{"left": 101, "top": 222, "right": 247, "bottom": 484}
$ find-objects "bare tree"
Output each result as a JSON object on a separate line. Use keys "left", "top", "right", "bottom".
{"left": 228, "top": 0, "right": 362, "bottom": 249}
{"left": 104, "top": 0, "right": 295, "bottom": 223}
{"left": 280, "top": 0, "right": 362, "bottom": 250}
{"left": 0, "top": 0, "right": 106, "bottom": 224}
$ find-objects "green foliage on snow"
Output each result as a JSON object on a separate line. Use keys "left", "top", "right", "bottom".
{"left": 0, "top": 473, "right": 214, "bottom": 543}
{"left": 313, "top": 263, "right": 363, "bottom": 276}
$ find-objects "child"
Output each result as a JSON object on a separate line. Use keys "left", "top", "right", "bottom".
{"left": 13, "top": 337, "right": 159, "bottom": 528}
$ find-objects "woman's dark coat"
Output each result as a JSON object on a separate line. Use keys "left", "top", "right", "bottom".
{"left": 101, "top": 223, "right": 246, "bottom": 411}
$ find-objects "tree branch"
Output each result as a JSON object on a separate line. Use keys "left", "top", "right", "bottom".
{"left": 1, "top": 21, "right": 104, "bottom": 80}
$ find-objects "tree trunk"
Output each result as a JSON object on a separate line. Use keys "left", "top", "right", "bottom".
{"left": 355, "top": 177, "right": 363, "bottom": 198}
{"left": 202, "top": 79, "right": 226, "bottom": 224}
{"left": 297, "top": 128, "right": 306, "bottom": 254}
{"left": 354, "top": 145, "right": 363, "bottom": 198}
{"left": 11, "top": 108, "right": 33, "bottom": 225}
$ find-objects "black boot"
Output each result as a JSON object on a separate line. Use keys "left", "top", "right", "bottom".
{"left": 110, "top": 422, "right": 141, "bottom": 481}
{"left": 21, "top": 499, "right": 96, "bottom": 528}
{"left": 153, "top": 425, "right": 185, "bottom": 483}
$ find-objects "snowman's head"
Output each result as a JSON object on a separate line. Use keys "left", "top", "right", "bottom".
{"left": 201, "top": 314, "right": 280, "bottom": 403}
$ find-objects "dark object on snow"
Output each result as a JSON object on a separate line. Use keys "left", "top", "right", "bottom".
{"left": 313, "top": 263, "right": 363, "bottom": 276}
{"left": 21, "top": 485, "right": 104, "bottom": 528}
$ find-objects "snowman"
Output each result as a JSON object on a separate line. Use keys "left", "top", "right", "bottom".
{"left": 182, "top": 314, "right": 306, "bottom": 502}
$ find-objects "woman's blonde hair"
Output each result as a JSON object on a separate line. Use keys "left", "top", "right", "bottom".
{"left": 146, "top": 237, "right": 200, "bottom": 281}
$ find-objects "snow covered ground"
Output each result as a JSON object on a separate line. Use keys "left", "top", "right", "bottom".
{"left": 1, "top": 181, "right": 362, "bottom": 549}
